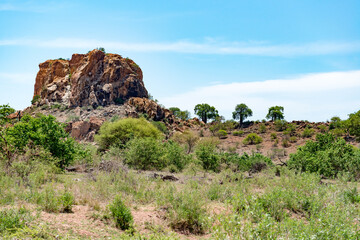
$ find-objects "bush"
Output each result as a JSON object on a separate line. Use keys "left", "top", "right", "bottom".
{"left": 95, "top": 118, "right": 162, "bottom": 151}
{"left": 302, "top": 127, "right": 315, "bottom": 138}
{"left": 172, "top": 130, "right": 199, "bottom": 154}
{"left": 124, "top": 138, "right": 166, "bottom": 170}
{"left": 195, "top": 139, "right": 220, "bottom": 172}
{"left": 60, "top": 190, "right": 74, "bottom": 213}
{"left": 109, "top": 195, "right": 133, "bottom": 230}
{"left": 1, "top": 114, "right": 78, "bottom": 170}
{"left": 243, "top": 133, "right": 263, "bottom": 145}
{"left": 221, "top": 152, "right": 272, "bottom": 172}
{"left": 288, "top": 133, "right": 360, "bottom": 179}
{"left": 233, "top": 130, "right": 244, "bottom": 136}
{"left": 259, "top": 123, "right": 266, "bottom": 133}
{"left": 164, "top": 141, "right": 189, "bottom": 172}
{"left": 165, "top": 190, "right": 208, "bottom": 234}
{"left": 270, "top": 133, "right": 277, "bottom": 141}
{"left": 274, "top": 120, "right": 287, "bottom": 132}
{"left": 318, "top": 125, "right": 328, "bottom": 133}
{"left": 216, "top": 129, "right": 228, "bottom": 139}
{"left": 151, "top": 121, "right": 169, "bottom": 135}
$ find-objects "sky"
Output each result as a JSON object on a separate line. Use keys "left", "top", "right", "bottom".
{"left": 0, "top": 0, "right": 359, "bottom": 122}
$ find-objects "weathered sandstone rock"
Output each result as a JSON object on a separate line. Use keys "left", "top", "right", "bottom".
{"left": 33, "top": 49, "right": 148, "bottom": 108}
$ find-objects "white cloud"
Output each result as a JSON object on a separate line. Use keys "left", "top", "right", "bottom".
{"left": 1, "top": 38, "right": 360, "bottom": 57}
{"left": 159, "top": 70, "right": 360, "bottom": 122}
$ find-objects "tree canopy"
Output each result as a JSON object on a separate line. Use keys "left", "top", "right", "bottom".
{"left": 169, "top": 107, "right": 191, "bottom": 120}
{"left": 194, "top": 104, "right": 219, "bottom": 123}
{"left": 232, "top": 103, "right": 253, "bottom": 127}
{"left": 266, "top": 106, "right": 284, "bottom": 121}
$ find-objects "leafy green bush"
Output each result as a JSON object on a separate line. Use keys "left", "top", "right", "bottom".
{"left": 220, "top": 152, "right": 272, "bottom": 172}
{"left": 195, "top": 139, "right": 220, "bottom": 172}
{"left": 109, "top": 195, "right": 133, "bottom": 230}
{"left": 125, "top": 138, "right": 166, "bottom": 170}
{"left": 164, "top": 141, "right": 189, "bottom": 172}
{"left": 216, "top": 129, "right": 228, "bottom": 139}
{"left": 259, "top": 123, "right": 266, "bottom": 133}
{"left": 318, "top": 124, "right": 328, "bottom": 133}
{"left": 95, "top": 118, "right": 162, "bottom": 151}
{"left": 302, "top": 127, "right": 315, "bottom": 138}
{"left": 243, "top": 133, "right": 263, "bottom": 145}
{"left": 288, "top": 133, "right": 360, "bottom": 179}
{"left": 151, "top": 121, "right": 169, "bottom": 135}
{"left": 31, "top": 95, "right": 41, "bottom": 105}
{"left": 1, "top": 114, "right": 78, "bottom": 170}
{"left": 60, "top": 190, "right": 75, "bottom": 213}
{"left": 233, "top": 130, "right": 244, "bottom": 136}
{"left": 274, "top": 120, "right": 287, "bottom": 132}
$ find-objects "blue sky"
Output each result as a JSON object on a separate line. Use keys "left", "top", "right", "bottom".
{"left": 0, "top": 0, "right": 359, "bottom": 121}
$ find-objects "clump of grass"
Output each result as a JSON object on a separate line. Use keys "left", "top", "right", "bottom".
{"left": 0, "top": 207, "right": 31, "bottom": 233}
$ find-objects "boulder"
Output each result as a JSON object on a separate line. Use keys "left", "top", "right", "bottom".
{"left": 33, "top": 49, "right": 148, "bottom": 108}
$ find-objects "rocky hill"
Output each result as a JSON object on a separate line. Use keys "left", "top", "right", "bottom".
{"left": 33, "top": 49, "right": 148, "bottom": 108}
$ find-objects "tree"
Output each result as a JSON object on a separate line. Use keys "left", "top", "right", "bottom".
{"left": 345, "top": 110, "right": 360, "bottom": 140}
{"left": 232, "top": 103, "right": 253, "bottom": 127}
{"left": 169, "top": 107, "right": 191, "bottom": 120}
{"left": 266, "top": 106, "right": 284, "bottom": 121}
{"left": 194, "top": 104, "right": 219, "bottom": 123}
{"left": 0, "top": 104, "right": 15, "bottom": 124}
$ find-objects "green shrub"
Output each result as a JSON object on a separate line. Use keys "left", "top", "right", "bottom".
{"left": 1, "top": 114, "right": 78, "bottom": 170}
{"left": 0, "top": 208, "right": 30, "bottom": 233}
{"left": 302, "top": 127, "right": 315, "bottom": 138}
{"left": 288, "top": 133, "right": 360, "bottom": 179}
{"left": 60, "top": 190, "right": 74, "bottom": 213}
{"left": 151, "top": 121, "right": 169, "bottom": 135}
{"left": 282, "top": 138, "right": 290, "bottom": 148}
{"left": 109, "top": 195, "right": 133, "bottom": 230}
{"left": 274, "top": 120, "right": 287, "bottom": 132}
{"left": 243, "top": 133, "right": 263, "bottom": 145}
{"left": 124, "top": 138, "right": 166, "bottom": 170}
{"left": 165, "top": 190, "right": 208, "bottom": 234}
{"left": 259, "top": 123, "right": 266, "bottom": 133}
{"left": 164, "top": 141, "right": 189, "bottom": 172}
{"left": 195, "top": 140, "right": 220, "bottom": 172}
{"left": 220, "top": 152, "right": 272, "bottom": 172}
{"left": 270, "top": 132, "right": 277, "bottom": 141}
{"left": 95, "top": 118, "right": 162, "bottom": 151}
{"left": 283, "top": 123, "right": 296, "bottom": 136}
{"left": 233, "top": 130, "right": 244, "bottom": 136}
{"left": 318, "top": 125, "right": 328, "bottom": 133}
{"left": 31, "top": 95, "right": 41, "bottom": 105}
{"left": 216, "top": 129, "right": 228, "bottom": 139}
{"left": 343, "top": 187, "right": 360, "bottom": 204}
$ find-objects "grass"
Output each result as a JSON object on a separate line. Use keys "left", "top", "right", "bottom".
{"left": 0, "top": 164, "right": 359, "bottom": 239}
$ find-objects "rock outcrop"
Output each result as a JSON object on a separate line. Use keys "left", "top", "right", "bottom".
{"left": 126, "top": 97, "right": 175, "bottom": 123}
{"left": 33, "top": 49, "right": 148, "bottom": 108}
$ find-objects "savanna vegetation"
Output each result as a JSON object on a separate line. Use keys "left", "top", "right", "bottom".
{"left": 0, "top": 102, "right": 360, "bottom": 239}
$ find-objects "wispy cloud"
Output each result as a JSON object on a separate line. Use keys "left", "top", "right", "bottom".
{"left": 159, "top": 70, "right": 360, "bottom": 122}
{"left": 1, "top": 38, "right": 360, "bottom": 57}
